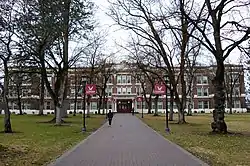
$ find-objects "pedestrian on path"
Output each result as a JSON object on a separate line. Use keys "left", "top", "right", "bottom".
{"left": 107, "top": 110, "right": 113, "bottom": 126}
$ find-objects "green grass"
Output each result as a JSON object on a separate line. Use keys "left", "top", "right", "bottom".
{"left": 139, "top": 113, "right": 250, "bottom": 166}
{"left": 0, "top": 114, "right": 106, "bottom": 166}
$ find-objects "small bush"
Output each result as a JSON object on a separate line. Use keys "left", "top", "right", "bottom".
{"left": 23, "top": 112, "right": 27, "bottom": 115}
{"left": 95, "top": 111, "right": 97, "bottom": 114}
{"left": 201, "top": 111, "right": 205, "bottom": 113}
{"left": 12, "top": 111, "right": 16, "bottom": 114}
{"left": 194, "top": 111, "right": 197, "bottom": 113}
{"left": 79, "top": 111, "right": 83, "bottom": 114}
{"left": 32, "top": 111, "right": 35, "bottom": 114}
{"left": 51, "top": 112, "right": 54, "bottom": 114}
{"left": 47, "top": 112, "right": 50, "bottom": 114}
{"left": 69, "top": 111, "right": 73, "bottom": 114}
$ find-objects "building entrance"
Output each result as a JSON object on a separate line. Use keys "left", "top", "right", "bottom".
{"left": 117, "top": 99, "right": 132, "bottom": 113}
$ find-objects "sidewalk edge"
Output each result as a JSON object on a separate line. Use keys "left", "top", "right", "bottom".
{"left": 46, "top": 119, "right": 107, "bottom": 166}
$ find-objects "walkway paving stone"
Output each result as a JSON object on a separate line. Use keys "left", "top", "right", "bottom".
{"left": 48, "top": 114, "right": 209, "bottom": 166}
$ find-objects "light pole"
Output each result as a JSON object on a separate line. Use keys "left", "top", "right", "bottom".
{"left": 82, "top": 76, "right": 87, "bottom": 132}
{"left": 105, "top": 93, "right": 108, "bottom": 118}
{"left": 164, "top": 74, "right": 170, "bottom": 133}
{"left": 139, "top": 74, "right": 144, "bottom": 118}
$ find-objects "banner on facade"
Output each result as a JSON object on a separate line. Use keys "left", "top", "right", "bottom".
{"left": 153, "top": 83, "right": 166, "bottom": 95}
{"left": 137, "top": 96, "right": 143, "bottom": 102}
{"left": 85, "top": 84, "right": 96, "bottom": 95}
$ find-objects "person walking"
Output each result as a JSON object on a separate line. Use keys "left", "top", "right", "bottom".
{"left": 107, "top": 110, "right": 114, "bottom": 126}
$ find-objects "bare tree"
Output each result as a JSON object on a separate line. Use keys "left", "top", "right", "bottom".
{"left": 181, "top": 0, "right": 250, "bottom": 133}
{"left": 108, "top": 0, "right": 204, "bottom": 123}
{"left": 0, "top": 0, "right": 17, "bottom": 132}
{"left": 16, "top": 0, "right": 95, "bottom": 125}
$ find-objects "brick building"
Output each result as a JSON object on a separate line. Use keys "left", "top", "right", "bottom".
{"left": 6, "top": 62, "right": 246, "bottom": 114}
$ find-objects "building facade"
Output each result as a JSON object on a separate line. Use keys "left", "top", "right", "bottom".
{"left": 5, "top": 62, "right": 247, "bottom": 114}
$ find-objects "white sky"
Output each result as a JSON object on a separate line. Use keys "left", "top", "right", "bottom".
{"left": 93, "top": 0, "right": 244, "bottom": 65}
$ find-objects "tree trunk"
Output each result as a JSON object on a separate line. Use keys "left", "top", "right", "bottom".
{"left": 178, "top": 111, "right": 185, "bottom": 124}
{"left": 154, "top": 95, "right": 159, "bottom": 116}
{"left": 98, "top": 96, "right": 102, "bottom": 114}
{"left": 147, "top": 96, "right": 152, "bottom": 114}
{"left": 3, "top": 62, "right": 12, "bottom": 133}
{"left": 229, "top": 96, "right": 233, "bottom": 114}
{"left": 211, "top": 62, "right": 227, "bottom": 133}
{"left": 61, "top": 100, "right": 68, "bottom": 118}
{"left": 55, "top": 104, "right": 62, "bottom": 125}
{"left": 39, "top": 76, "right": 45, "bottom": 115}
{"left": 176, "top": 101, "right": 186, "bottom": 123}
{"left": 169, "top": 89, "right": 174, "bottom": 121}
{"left": 16, "top": 84, "right": 23, "bottom": 115}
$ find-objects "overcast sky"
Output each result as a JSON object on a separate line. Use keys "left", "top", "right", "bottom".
{"left": 92, "top": 0, "right": 244, "bottom": 65}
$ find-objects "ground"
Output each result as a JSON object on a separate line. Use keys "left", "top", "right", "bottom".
{"left": 139, "top": 113, "right": 250, "bottom": 166}
{"left": 0, "top": 114, "right": 106, "bottom": 166}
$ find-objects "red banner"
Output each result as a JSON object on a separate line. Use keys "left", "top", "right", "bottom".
{"left": 85, "top": 84, "right": 96, "bottom": 95}
{"left": 153, "top": 83, "right": 166, "bottom": 95}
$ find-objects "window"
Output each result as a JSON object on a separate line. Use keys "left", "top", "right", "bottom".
{"left": 203, "top": 88, "right": 209, "bottom": 96}
{"left": 198, "top": 101, "right": 203, "bottom": 109}
{"left": 203, "top": 101, "right": 209, "bottom": 109}
{"left": 197, "top": 88, "right": 202, "bottom": 96}
{"left": 127, "top": 87, "right": 132, "bottom": 94}
{"left": 77, "top": 102, "right": 82, "bottom": 109}
{"left": 158, "top": 102, "right": 163, "bottom": 109}
{"left": 233, "top": 87, "right": 240, "bottom": 96}
{"left": 23, "top": 102, "right": 31, "bottom": 110}
{"left": 91, "top": 102, "right": 97, "bottom": 110}
{"left": 197, "top": 76, "right": 208, "bottom": 84}
{"left": 127, "top": 75, "right": 131, "bottom": 83}
{"left": 232, "top": 74, "right": 240, "bottom": 84}
{"left": 46, "top": 102, "right": 51, "bottom": 110}
{"left": 108, "top": 103, "right": 112, "bottom": 109}
{"left": 234, "top": 100, "right": 241, "bottom": 108}
{"left": 203, "top": 76, "right": 208, "bottom": 84}
{"left": 22, "top": 89, "right": 29, "bottom": 97}
{"left": 197, "top": 88, "right": 209, "bottom": 96}
{"left": 106, "top": 88, "right": 112, "bottom": 96}
{"left": 71, "top": 88, "right": 75, "bottom": 97}
{"left": 108, "top": 77, "right": 112, "bottom": 83}
{"left": 122, "top": 75, "right": 126, "bottom": 83}
{"left": 197, "top": 76, "right": 202, "bottom": 84}
{"left": 117, "top": 75, "right": 121, "bottom": 83}
{"left": 198, "top": 101, "right": 209, "bottom": 109}
{"left": 136, "top": 87, "right": 141, "bottom": 95}
{"left": 70, "top": 103, "right": 74, "bottom": 110}
{"left": 122, "top": 87, "right": 126, "bottom": 94}
{"left": 117, "top": 87, "right": 121, "bottom": 94}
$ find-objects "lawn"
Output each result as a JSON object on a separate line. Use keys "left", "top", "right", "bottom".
{"left": 139, "top": 113, "right": 250, "bottom": 166}
{"left": 0, "top": 114, "right": 106, "bottom": 166}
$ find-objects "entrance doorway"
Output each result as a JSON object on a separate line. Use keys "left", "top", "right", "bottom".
{"left": 117, "top": 99, "right": 132, "bottom": 113}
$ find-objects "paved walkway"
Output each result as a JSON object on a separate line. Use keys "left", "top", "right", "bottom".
{"left": 48, "top": 114, "right": 209, "bottom": 166}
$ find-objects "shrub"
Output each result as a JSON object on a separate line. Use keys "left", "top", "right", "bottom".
{"left": 12, "top": 111, "right": 16, "bottom": 114}
{"left": 32, "top": 111, "right": 35, "bottom": 114}
{"left": 23, "top": 112, "right": 27, "bottom": 115}
{"left": 95, "top": 111, "right": 97, "bottom": 114}
{"left": 47, "top": 112, "right": 50, "bottom": 114}
{"left": 51, "top": 112, "right": 54, "bottom": 114}
{"left": 201, "top": 111, "right": 205, "bottom": 113}
{"left": 69, "top": 111, "right": 73, "bottom": 114}
{"left": 79, "top": 111, "right": 83, "bottom": 114}
{"left": 194, "top": 111, "right": 197, "bottom": 113}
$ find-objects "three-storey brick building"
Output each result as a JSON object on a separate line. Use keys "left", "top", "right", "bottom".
{"left": 6, "top": 62, "right": 246, "bottom": 114}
